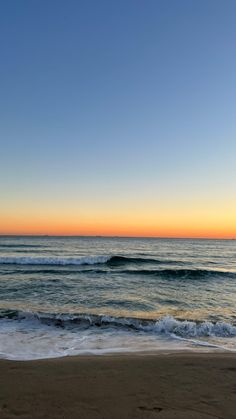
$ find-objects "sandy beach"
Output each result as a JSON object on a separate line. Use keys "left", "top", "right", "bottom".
{"left": 0, "top": 352, "right": 235, "bottom": 419}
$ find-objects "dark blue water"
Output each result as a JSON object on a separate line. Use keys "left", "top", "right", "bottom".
{"left": 0, "top": 236, "right": 236, "bottom": 359}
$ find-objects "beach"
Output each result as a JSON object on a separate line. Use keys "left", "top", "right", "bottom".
{"left": 0, "top": 352, "right": 236, "bottom": 419}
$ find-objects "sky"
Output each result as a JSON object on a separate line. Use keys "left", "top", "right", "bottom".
{"left": 0, "top": 0, "right": 236, "bottom": 238}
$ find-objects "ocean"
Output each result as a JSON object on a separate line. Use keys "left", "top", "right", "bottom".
{"left": 0, "top": 236, "right": 236, "bottom": 360}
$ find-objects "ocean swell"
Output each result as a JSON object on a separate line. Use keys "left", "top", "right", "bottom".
{"left": 0, "top": 254, "right": 235, "bottom": 273}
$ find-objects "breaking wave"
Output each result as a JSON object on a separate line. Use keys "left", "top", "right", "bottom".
{"left": 0, "top": 255, "right": 112, "bottom": 266}
{"left": 0, "top": 255, "right": 179, "bottom": 266}
{"left": 1, "top": 309, "right": 236, "bottom": 338}
{"left": 0, "top": 255, "right": 235, "bottom": 279}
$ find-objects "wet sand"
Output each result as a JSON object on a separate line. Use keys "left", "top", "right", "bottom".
{"left": 0, "top": 352, "right": 236, "bottom": 419}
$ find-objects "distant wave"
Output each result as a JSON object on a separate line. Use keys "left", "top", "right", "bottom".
{"left": 107, "top": 256, "right": 173, "bottom": 265}
{"left": 0, "top": 255, "right": 178, "bottom": 266}
{"left": 1, "top": 309, "right": 236, "bottom": 338}
{"left": 0, "top": 255, "right": 235, "bottom": 279}
{"left": 0, "top": 255, "right": 111, "bottom": 266}
{"left": 0, "top": 244, "right": 46, "bottom": 248}
{"left": 117, "top": 268, "right": 236, "bottom": 279}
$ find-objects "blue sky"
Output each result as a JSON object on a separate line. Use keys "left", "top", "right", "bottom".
{"left": 0, "top": 0, "right": 236, "bottom": 236}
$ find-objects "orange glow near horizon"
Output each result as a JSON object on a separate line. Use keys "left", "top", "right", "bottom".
{"left": 1, "top": 208, "right": 236, "bottom": 239}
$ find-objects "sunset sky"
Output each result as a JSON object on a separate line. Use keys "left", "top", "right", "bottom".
{"left": 1, "top": 0, "right": 236, "bottom": 238}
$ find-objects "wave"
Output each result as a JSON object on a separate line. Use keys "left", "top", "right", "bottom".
{"left": 107, "top": 256, "right": 177, "bottom": 265}
{"left": 0, "top": 255, "right": 111, "bottom": 266}
{"left": 0, "top": 244, "right": 46, "bottom": 248}
{"left": 0, "top": 255, "right": 180, "bottom": 266}
{"left": 0, "top": 256, "right": 235, "bottom": 279}
{"left": 117, "top": 268, "right": 236, "bottom": 279}
{"left": 1, "top": 309, "right": 236, "bottom": 338}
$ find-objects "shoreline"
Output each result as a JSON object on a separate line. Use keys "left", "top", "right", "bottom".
{"left": 1, "top": 344, "right": 233, "bottom": 362}
{"left": 1, "top": 352, "right": 236, "bottom": 418}
{"left": 0, "top": 346, "right": 233, "bottom": 362}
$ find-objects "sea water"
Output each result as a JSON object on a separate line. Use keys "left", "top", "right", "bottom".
{"left": 0, "top": 236, "right": 236, "bottom": 360}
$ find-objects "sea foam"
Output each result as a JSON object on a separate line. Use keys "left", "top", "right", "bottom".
{"left": 0, "top": 255, "right": 111, "bottom": 265}
{"left": 1, "top": 310, "right": 236, "bottom": 338}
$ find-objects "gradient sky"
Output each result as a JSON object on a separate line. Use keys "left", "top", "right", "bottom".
{"left": 0, "top": 0, "right": 236, "bottom": 237}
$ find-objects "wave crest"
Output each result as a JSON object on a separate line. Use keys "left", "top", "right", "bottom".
{"left": 0, "top": 255, "right": 235, "bottom": 275}
{"left": 1, "top": 310, "right": 236, "bottom": 338}
{"left": 0, "top": 255, "right": 111, "bottom": 266}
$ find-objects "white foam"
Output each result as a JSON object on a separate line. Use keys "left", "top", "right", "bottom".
{"left": 3, "top": 310, "right": 236, "bottom": 338}
{"left": 152, "top": 316, "right": 236, "bottom": 337}
{"left": 1, "top": 314, "right": 236, "bottom": 360}
{"left": 0, "top": 319, "right": 206, "bottom": 361}
{"left": 0, "top": 255, "right": 111, "bottom": 266}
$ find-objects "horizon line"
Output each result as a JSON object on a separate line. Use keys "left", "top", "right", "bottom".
{"left": 0, "top": 234, "right": 235, "bottom": 241}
